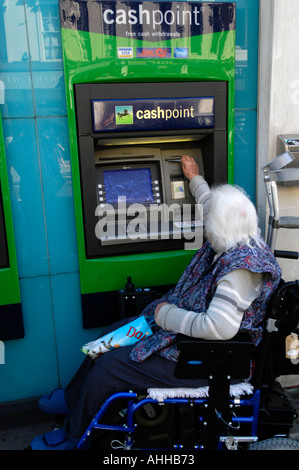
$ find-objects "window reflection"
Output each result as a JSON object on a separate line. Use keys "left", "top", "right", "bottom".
{"left": 0, "top": 0, "right": 61, "bottom": 63}
{"left": 0, "top": 0, "right": 65, "bottom": 116}
{"left": 40, "top": 2, "right": 62, "bottom": 61}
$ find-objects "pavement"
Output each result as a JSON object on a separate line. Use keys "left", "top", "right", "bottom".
{"left": 0, "top": 386, "right": 299, "bottom": 451}
{"left": 0, "top": 398, "right": 59, "bottom": 451}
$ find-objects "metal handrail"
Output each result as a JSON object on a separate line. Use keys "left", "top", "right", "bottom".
{"left": 262, "top": 152, "right": 299, "bottom": 256}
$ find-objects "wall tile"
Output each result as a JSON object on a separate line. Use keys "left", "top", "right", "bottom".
{"left": 0, "top": 276, "right": 58, "bottom": 402}
{"left": 37, "top": 117, "right": 79, "bottom": 274}
{"left": 0, "top": 1, "right": 34, "bottom": 118}
{"left": 234, "top": 109, "right": 257, "bottom": 201}
{"left": 25, "top": 0, "right": 67, "bottom": 116}
{"left": 234, "top": 0, "right": 259, "bottom": 109}
{"left": 32, "top": 68, "right": 67, "bottom": 117}
{"left": 50, "top": 273, "right": 102, "bottom": 387}
{"left": 2, "top": 117, "right": 49, "bottom": 277}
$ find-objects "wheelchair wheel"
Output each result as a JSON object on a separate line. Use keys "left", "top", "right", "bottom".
{"left": 135, "top": 395, "right": 170, "bottom": 427}
{"left": 249, "top": 437, "right": 299, "bottom": 450}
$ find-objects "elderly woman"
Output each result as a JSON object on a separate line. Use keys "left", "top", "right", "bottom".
{"left": 31, "top": 155, "right": 281, "bottom": 450}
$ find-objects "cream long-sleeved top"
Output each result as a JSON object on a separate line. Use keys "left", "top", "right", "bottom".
{"left": 155, "top": 175, "right": 264, "bottom": 340}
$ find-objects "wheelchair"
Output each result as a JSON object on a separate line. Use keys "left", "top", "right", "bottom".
{"left": 75, "top": 152, "right": 299, "bottom": 451}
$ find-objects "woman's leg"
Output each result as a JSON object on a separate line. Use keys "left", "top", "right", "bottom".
{"left": 65, "top": 317, "right": 134, "bottom": 409}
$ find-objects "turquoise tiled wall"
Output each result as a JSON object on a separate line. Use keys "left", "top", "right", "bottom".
{"left": 0, "top": 0, "right": 259, "bottom": 402}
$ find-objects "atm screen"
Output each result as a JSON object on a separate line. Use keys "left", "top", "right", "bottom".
{"left": 103, "top": 168, "right": 154, "bottom": 205}
{"left": 96, "top": 160, "right": 162, "bottom": 208}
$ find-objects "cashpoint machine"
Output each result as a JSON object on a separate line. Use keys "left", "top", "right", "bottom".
{"left": 0, "top": 113, "right": 23, "bottom": 340}
{"left": 59, "top": 0, "right": 236, "bottom": 327}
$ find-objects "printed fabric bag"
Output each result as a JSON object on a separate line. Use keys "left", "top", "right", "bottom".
{"left": 81, "top": 315, "right": 153, "bottom": 359}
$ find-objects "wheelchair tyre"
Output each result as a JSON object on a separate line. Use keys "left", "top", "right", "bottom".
{"left": 249, "top": 437, "right": 299, "bottom": 450}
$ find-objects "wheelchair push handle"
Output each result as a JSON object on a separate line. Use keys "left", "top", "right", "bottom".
{"left": 274, "top": 250, "right": 299, "bottom": 259}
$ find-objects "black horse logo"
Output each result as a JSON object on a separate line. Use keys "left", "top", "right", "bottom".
{"left": 117, "top": 109, "right": 131, "bottom": 120}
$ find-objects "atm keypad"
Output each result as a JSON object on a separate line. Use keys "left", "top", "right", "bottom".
{"left": 152, "top": 180, "right": 162, "bottom": 203}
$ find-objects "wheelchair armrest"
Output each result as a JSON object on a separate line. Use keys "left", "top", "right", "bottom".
{"left": 174, "top": 333, "right": 255, "bottom": 380}
{"left": 176, "top": 332, "right": 254, "bottom": 352}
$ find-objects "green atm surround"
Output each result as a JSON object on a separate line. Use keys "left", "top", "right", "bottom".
{"left": 0, "top": 113, "right": 23, "bottom": 340}
{"left": 59, "top": 0, "right": 236, "bottom": 328}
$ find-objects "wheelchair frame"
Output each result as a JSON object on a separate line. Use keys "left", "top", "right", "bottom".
{"left": 76, "top": 325, "right": 295, "bottom": 451}
{"left": 77, "top": 390, "right": 261, "bottom": 450}
{"left": 76, "top": 334, "right": 261, "bottom": 451}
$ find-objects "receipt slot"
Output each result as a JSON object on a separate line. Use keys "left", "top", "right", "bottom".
{"left": 59, "top": 0, "right": 236, "bottom": 327}
{"left": 0, "top": 114, "right": 23, "bottom": 340}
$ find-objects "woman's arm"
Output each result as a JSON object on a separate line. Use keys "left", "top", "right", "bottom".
{"left": 155, "top": 269, "right": 264, "bottom": 340}
{"left": 180, "top": 155, "right": 211, "bottom": 219}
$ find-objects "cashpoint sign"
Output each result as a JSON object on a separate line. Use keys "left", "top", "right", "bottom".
{"left": 60, "top": 1, "right": 235, "bottom": 43}
{"left": 92, "top": 97, "right": 214, "bottom": 132}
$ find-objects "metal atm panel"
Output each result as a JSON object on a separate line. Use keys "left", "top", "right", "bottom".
{"left": 75, "top": 81, "right": 228, "bottom": 259}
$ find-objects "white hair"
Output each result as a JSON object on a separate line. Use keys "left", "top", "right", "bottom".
{"left": 204, "top": 184, "right": 264, "bottom": 253}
